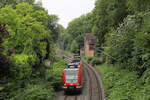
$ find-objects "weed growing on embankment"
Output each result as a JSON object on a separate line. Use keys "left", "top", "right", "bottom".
{"left": 96, "top": 64, "right": 150, "bottom": 100}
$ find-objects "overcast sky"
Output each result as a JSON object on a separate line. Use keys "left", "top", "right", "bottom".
{"left": 39, "top": 0, "right": 95, "bottom": 28}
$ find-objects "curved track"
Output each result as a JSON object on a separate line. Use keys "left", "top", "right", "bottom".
{"left": 84, "top": 63, "right": 103, "bottom": 100}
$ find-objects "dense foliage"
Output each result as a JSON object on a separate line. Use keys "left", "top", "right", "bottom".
{"left": 104, "top": 9, "right": 150, "bottom": 75}
{"left": 0, "top": 22, "right": 9, "bottom": 79}
{"left": 93, "top": 1, "right": 150, "bottom": 99}
{"left": 0, "top": 1, "right": 65, "bottom": 100}
{"left": 97, "top": 64, "right": 150, "bottom": 100}
{"left": 0, "top": 0, "right": 35, "bottom": 8}
{"left": 48, "top": 56, "right": 67, "bottom": 90}
{"left": 90, "top": 0, "right": 150, "bottom": 74}
{"left": 85, "top": 56, "right": 102, "bottom": 66}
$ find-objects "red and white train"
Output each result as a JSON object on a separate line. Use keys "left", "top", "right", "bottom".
{"left": 62, "top": 56, "right": 84, "bottom": 93}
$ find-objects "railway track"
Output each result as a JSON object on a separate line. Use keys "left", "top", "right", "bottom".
{"left": 84, "top": 63, "right": 103, "bottom": 100}
{"left": 84, "top": 68, "right": 92, "bottom": 100}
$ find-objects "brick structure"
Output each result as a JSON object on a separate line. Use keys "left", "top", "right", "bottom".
{"left": 84, "top": 33, "right": 96, "bottom": 57}
{"left": 80, "top": 47, "right": 84, "bottom": 56}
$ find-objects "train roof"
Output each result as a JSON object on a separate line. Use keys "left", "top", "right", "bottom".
{"left": 64, "top": 68, "right": 79, "bottom": 73}
{"left": 71, "top": 58, "right": 80, "bottom": 62}
{"left": 73, "top": 54, "right": 79, "bottom": 56}
{"left": 67, "top": 63, "right": 78, "bottom": 68}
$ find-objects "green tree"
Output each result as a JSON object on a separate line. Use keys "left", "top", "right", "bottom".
{"left": 71, "top": 40, "right": 78, "bottom": 53}
{"left": 60, "top": 13, "right": 93, "bottom": 51}
{"left": 104, "top": 15, "right": 141, "bottom": 68}
{"left": 127, "top": 0, "right": 150, "bottom": 13}
{"left": 47, "top": 15, "right": 60, "bottom": 42}
{"left": 92, "top": 0, "right": 128, "bottom": 55}
{"left": 0, "top": 0, "right": 35, "bottom": 8}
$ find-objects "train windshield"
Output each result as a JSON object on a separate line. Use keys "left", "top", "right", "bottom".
{"left": 65, "top": 69, "right": 78, "bottom": 83}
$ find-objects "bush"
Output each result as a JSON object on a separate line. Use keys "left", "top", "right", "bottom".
{"left": 11, "top": 84, "right": 55, "bottom": 100}
{"left": 87, "top": 57, "right": 93, "bottom": 63}
{"left": 86, "top": 57, "right": 101, "bottom": 66}
{"left": 133, "top": 68, "right": 150, "bottom": 100}
{"left": 96, "top": 64, "right": 140, "bottom": 100}
{"left": 46, "top": 56, "right": 67, "bottom": 90}
{"left": 10, "top": 54, "right": 36, "bottom": 80}
{"left": 90, "top": 57, "right": 101, "bottom": 66}
{"left": 97, "top": 64, "right": 150, "bottom": 100}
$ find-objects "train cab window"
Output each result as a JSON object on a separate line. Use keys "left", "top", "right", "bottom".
{"left": 68, "top": 65, "right": 75, "bottom": 68}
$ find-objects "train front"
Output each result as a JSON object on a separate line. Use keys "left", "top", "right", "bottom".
{"left": 62, "top": 68, "right": 82, "bottom": 93}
